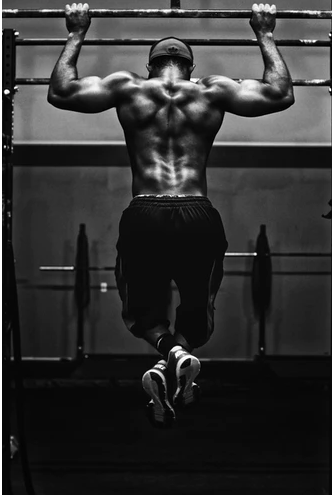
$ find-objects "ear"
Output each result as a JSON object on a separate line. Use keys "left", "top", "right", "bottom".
{"left": 189, "top": 64, "right": 196, "bottom": 74}
{"left": 146, "top": 64, "right": 152, "bottom": 73}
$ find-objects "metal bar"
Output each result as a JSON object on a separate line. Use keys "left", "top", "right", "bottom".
{"left": 259, "top": 309, "right": 266, "bottom": 357}
{"left": 39, "top": 266, "right": 114, "bottom": 271}
{"left": 329, "top": 32, "right": 332, "bottom": 95}
{"left": 7, "top": 241, "right": 37, "bottom": 495}
{"left": 39, "top": 252, "right": 332, "bottom": 271}
{"left": 39, "top": 266, "right": 75, "bottom": 271}
{"left": 16, "top": 78, "right": 332, "bottom": 86}
{"left": 225, "top": 253, "right": 257, "bottom": 257}
{"left": 18, "top": 273, "right": 332, "bottom": 290}
{"left": 2, "top": 9, "right": 332, "bottom": 19}
{"left": 39, "top": 266, "right": 114, "bottom": 272}
{"left": 2, "top": 29, "right": 17, "bottom": 495}
{"left": 10, "top": 356, "right": 74, "bottom": 362}
{"left": 74, "top": 224, "right": 90, "bottom": 361}
{"left": 76, "top": 311, "right": 84, "bottom": 360}
{"left": 2, "top": 29, "right": 16, "bottom": 242}
{"left": 22, "top": 272, "right": 332, "bottom": 286}
{"left": 270, "top": 253, "right": 332, "bottom": 257}
{"left": 15, "top": 38, "right": 331, "bottom": 47}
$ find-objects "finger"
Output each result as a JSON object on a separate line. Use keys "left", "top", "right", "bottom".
{"left": 270, "top": 4, "right": 276, "bottom": 14}
{"left": 252, "top": 3, "right": 259, "bottom": 12}
{"left": 83, "top": 3, "right": 89, "bottom": 10}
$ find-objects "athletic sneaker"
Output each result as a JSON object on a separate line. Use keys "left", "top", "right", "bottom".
{"left": 142, "top": 359, "right": 176, "bottom": 428}
{"left": 167, "top": 346, "right": 201, "bottom": 407}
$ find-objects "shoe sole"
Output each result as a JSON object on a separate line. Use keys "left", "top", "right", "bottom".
{"left": 142, "top": 369, "right": 175, "bottom": 428}
{"left": 173, "top": 355, "right": 201, "bottom": 407}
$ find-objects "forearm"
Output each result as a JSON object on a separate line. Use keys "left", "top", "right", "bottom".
{"left": 257, "top": 32, "right": 293, "bottom": 97}
{"left": 49, "top": 31, "right": 85, "bottom": 97}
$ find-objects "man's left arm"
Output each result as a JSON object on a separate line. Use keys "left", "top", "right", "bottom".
{"left": 200, "top": 4, "right": 295, "bottom": 117}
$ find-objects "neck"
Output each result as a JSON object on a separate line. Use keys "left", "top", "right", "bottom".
{"left": 151, "top": 65, "right": 189, "bottom": 81}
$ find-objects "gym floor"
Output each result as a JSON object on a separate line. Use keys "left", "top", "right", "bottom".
{"left": 9, "top": 358, "right": 330, "bottom": 495}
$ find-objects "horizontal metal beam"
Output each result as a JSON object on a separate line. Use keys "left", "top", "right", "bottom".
{"left": 39, "top": 252, "right": 332, "bottom": 270}
{"left": 3, "top": 9, "right": 332, "bottom": 19}
{"left": 17, "top": 273, "right": 332, "bottom": 289}
{"left": 269, "top": 253, "right": 332, "bottom": 257}
{"left": 15, "top": 38, "right": 331, "bottom": 47}
{"left": 15, "top": 78, "right": 331, "bottom": 87}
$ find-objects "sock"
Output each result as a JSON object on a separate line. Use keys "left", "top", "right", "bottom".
{"left": 174, "top": 332, "right": 193, "bottom": 353}
{"left": 156, "top": 334, "right": 180, "bottom": 359}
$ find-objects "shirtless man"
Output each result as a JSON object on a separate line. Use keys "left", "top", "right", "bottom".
{"left": 48, "top": 3, "right": 294, "bottom": 428}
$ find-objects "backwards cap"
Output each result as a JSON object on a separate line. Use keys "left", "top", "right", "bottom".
{"left": 149, "top": 37, "right": 193, "bottom": 64}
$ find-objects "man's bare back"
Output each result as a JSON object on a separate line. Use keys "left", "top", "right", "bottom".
{"left": 48, "top": 3, "right": 294, "bottom": 198}
{"left": 116, "top": 73, "right": 224, "bottom": 196}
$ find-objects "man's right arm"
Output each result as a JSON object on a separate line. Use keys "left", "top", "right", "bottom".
{"left": 202, "top": 3, "right": 295, "bottom": 117}
{"left": 48, "top": 66, "right": 137, "bottom": 113}
{"left": 47, "top": 3, "right": 138, "bottom": 113}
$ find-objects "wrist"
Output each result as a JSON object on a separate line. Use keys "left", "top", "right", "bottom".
{"left": 256, "top": 31, "right": 274, "bottom": 41}
{"left": 68, "top": 30, "right": 87, "bottom": 40}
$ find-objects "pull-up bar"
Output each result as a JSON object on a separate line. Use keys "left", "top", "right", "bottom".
{"left": 2, "top": 9, "right": 332, "bottom": 19}
{"left": 14, "top": 78, "right": 332, "bottom": 87}
{"left": 14, "top": 38, "right": 331, "bottom": 47}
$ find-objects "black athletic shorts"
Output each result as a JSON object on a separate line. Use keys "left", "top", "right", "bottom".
{"left": 115, "top": 195, "right": 228, "bottom": 349}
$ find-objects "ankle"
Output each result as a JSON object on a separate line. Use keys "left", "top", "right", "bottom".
{"left": 174, "top": 332, "right": 193, "bottom": 353}
{"left": 156, "top": 334, "right": 181, "bottom": 359}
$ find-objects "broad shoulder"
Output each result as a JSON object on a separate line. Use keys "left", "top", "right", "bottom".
{"left": 197, "top": 75, "right": 235, "bottom": 90}
{"left": 103, "top": 71, "right": 144, "bottom": 89}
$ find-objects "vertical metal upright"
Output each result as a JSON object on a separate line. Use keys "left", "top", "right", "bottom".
{"left": 252, "top": 225, "right": 272, "bottom": 358}
{"left": 3, "top": 29, "right": 16, "bottom": 241}
{"left": 74, "top": 224, "right": 90, "bottom": 360}
{"left": 2, "top": 28, "right": 17, "bottom": 495}
{"left": 329, "top": 31, "right": 332, "bottom": 97}
{"left": 2, "top": 28, "right": 36, "bottom": 495}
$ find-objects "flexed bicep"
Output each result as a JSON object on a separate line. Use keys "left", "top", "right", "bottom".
{"left": 201, "top": 75, "right": 294, "bottom": 118}
{"left": 48, "top": 76, "right": 113, "bottom": 113}
{"left": 220, "top": 77, "right": 293, "bottom": 117}
{"left": 48, "top": 71, "right": 138, "bottom": 113}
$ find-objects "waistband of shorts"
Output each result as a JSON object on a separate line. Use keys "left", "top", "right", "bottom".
{"left": 129, "top": 194, "right": 212, "bottom": 208}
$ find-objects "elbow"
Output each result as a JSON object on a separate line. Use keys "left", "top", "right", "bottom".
{"left": 275, "top": 88, "right": 295, "bottom": 111}
{"left": 47, "top": 86, "right": 60, "bottom": 107}
{"left": 285, "top": 85, "right": 295, "bottom": 107}
{"left": 47, "top": 86, "right": 71, "bottom": 110}
{"left": 269, "top": 82, "right": 295, "bottom": 111}
{"left": 283, "top": 90, "right": 295, "bottom": 109}
{"left": 47, "top": 87, "right": 55, "bottom": 106}
{"left": 282, "top": 81, "right": 295, "bottom": 108}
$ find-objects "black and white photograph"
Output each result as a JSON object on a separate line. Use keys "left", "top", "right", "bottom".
{"left": 2, "top": 1, "right": 331, "bottom": 494}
